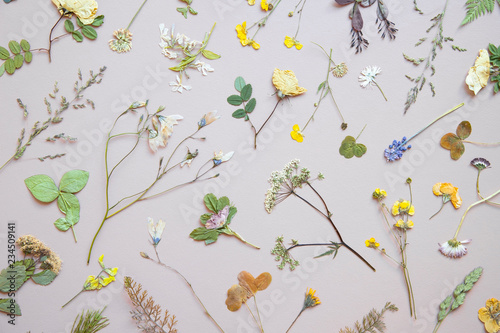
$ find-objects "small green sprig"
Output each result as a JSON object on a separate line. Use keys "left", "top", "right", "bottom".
{"left": 432, "top": 267, "right": 483, "bottom": 333}
{"left": 271, "top": 236, "right": 300, "bottom": 270}
{"left": 461, "top": 0, "right": 499, "bottom": 25}
{"left": 338, "top": 302, "right": 398, "bottom": 333}
{"left": 71, "top": 307, "right": 109, "bottom": 333}
{"left": 489, "top": 43, "right": 500, "bottom": 93}
{"left": 177, "top": 0, "right": 198, "bottom": 18}
{"left": 0, "top": 40, "right": 33, "bottom": 77}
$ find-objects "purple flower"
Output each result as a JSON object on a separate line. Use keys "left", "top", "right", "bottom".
{"left": 205, "top": 206, "right": 230, "bottom": 229}
{"left": 471, "top": 157, "right": 491, "bottom": 171}
{"left": 384, "top": 136, "right": 412, "bottom": 162}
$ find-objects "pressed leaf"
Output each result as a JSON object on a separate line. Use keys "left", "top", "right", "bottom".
{"left": 245, "top": 98, "right": 256, "bottom": 113}
{"left": 204, "top": 193, "right": 218, "bottom": 212}
{"left": 232, "top": 109, "right": 246, "bottom": 119}
{"left": 353, "top": 143, "right": 367, "bottom": 157}
{"left": 0, "top": 63, "right": 4, "bottom": 77}
{"left": 188, "top": 6, "right": 198, "bottom": 14}
{"left": 65, "top": 20, "right": 75, "bottom": 33}
{"left": 13, "top": 54, "right": 23, "bottom": 69}
{"left": 234, "top": 77, "right": 246, "bottom": 92}
{"left": 226, "top": 285, "right": 246, "bottom": 311}
{"left": 24, "top": 174, "right": 60, "bottom": 202}
{"left": 227, "top": 95, "right": 243, "bottom": 106}
{"left": 76, "top": 17, "right": 84, "bottom": 27}
{"left": 0, "top": 46, "right": 9, "bottom": 60}
{"left": 31, "top": 270, "right": 57, "bottom": 285}
{"left": 24, "top": 51, "right": 32, "bottom": 63}
{"left": 54, "top": 217, "right": 73, "bottom": 231}
{"left": 237, "top": 271, "right": 257, "bottom": 295}
{"left": 200, "top": 213, "right": 212, "bottom": 225}
{"left": 450, "top": 141, "right": 466, "bottom": 160}
{"left": 59, "top": 169, "right": 89, "bottom": 193}
{"left": 0, "top": 265, "right": 26, "bottom": 292}
{"left": 189, "top": 227, "right": 219, "bottom": 244}
{"left": 57, "top": 192, "right": 80, "bottom": 221}
{"left": 254, "top": 272, "right": 272, "bottom": 291}
{"left": 440, "top": 133, "right": 460, "bottom": 149}
{"left": 217, "top": 196, "right": 230, "bottom": 212}
{"left": 20, "top": 39, "right": 30, "bottom": 52}
{"left": 339, "top": 136, "right": 366, "bottom": 159}
{"left": 456, "top": 121, "right": 471, "bottom": 140}
{"left": 72, "top": 31, "right": 84, "bottom": 42}
{"left": 8, "top": 40, "right": 21, "bottom": 55}
{"left": 201, "top": 49, "right": 221, "bottom": 60}
{"left": 91, "top": 15, "right": 105, "bottom": 27}
{"left": 240, "top": 84, "right": 252, "bottom": 101}
{"left": 0, "top": 299, "right": 21, "bottom": 316}
{"left": 82, "top": 25, "right": 98, "bottom": 40}
{"left": 5, "top": 58, "right": 15, "bottom": 75}
{"left": 177, "top": 7, "right": 188, "bottom": 18}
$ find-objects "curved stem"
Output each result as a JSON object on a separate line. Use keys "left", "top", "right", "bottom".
{"left": 48, "top": 14, "right": 65, "bottom": 62}
{"left": 0, "top": 155, "right": 14, "bottom": 173}
{"left": 476, "top": 171, "right": 500, "bottom": 206}
{"left": 254, "top": 99, "right": 281, "bottom": 148}
{"left": 87, "top": 214, "right": 108, "bottom": 264}
{"left": 127, "top": 0, "right": 149, "bottom": 30}
{"left": 293, "top": 0, "right": 306, "bottom": 39}
{"left": 407, "top": 103, "right": 464, "bottom": 143}
{"left": 429, "top": 201, "right": 445, "bottom": 220}
{"left": 226, "top": 227, "right": 260, "bottom": 249}
{"left": 374, "top": 81, "right": 388, "bottom": 101}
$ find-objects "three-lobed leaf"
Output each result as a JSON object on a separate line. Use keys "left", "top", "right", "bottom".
{"left": 339, "top": 136, "right": 367, "bottom": 158}
{"left": 24, "top": 175, "right": 60, "bottom": 202}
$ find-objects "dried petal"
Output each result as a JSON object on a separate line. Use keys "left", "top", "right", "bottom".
{"left": 254, "top": 272, "right": 272, "bottom": 291}
{"left": 225, "top": 285, "right": 247, "bottom": 311}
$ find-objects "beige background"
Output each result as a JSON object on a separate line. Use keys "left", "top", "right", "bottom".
{"left": 1, "top": 0, "right": 499, "bottom": 332}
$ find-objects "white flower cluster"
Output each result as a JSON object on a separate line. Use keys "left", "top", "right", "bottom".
{"left": 159, "top": 24, "right": 200, "bottom": 59}
{"left": 264, "top": 159, "right": 303, "bottom": 213}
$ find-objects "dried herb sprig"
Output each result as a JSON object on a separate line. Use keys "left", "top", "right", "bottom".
{"left": 338, "top": 302, "right": 398, "bottom": 333}
{"left": 432, "top": 267, "right": 483, "bottom": 333}
{"left": 124, "top": 276, "right": 178, "bottom": 333}
{"left": 0, "top": 67, "right": 105, "bottom": 173}
{"left": 71, "top": 307, "right": 109, "bottom": 333}
{"left": 403, "top": 0, "right": 464, "bottom": 113}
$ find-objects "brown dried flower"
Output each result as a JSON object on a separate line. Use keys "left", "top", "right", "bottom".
{"left": 17, "top": 235, "right": 62, "bottom": 274}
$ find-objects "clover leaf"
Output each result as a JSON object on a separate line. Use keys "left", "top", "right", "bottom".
{"left": 339, "top": 136, "right": 367, "bottom": 158}
{"left": 440, "top": 121, "right": 471, "bottom": 160}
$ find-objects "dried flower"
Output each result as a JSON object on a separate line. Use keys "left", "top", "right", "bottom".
{"left": 271, "top": 236, "right": 300, "bottom": 270}
{"left": 394, "top": 219, "right": 414, "bottom": 229}
{"left": 213, "top": 151, "right": 234, "bottom": 166}
{"left": 148, "top": 114, "right": 183, "bottom": 152}
{"left": 198, "top": 110, "right": 220, "bottom": 128}
{"left": 272, "top": 68, "right": 307, "bottom": 97}
{"left": 193, "top": 61, "right": 214, "bottom": 76}
{"left": 359, "top": 65, "right": 387, "bottom": 101}
{"left": 147, "top": 218, "right": 166, "bottom": 246}
{"left": 438, "top": 239, "right": 471, "bottom": 258}
{"left": 466, "top": 49, "right": 490, "bottom": 95}
{"left": 261, "top": 0, "right": 270, "bottom": 11}
{"left": 169, "top": 75, "right": 191, "bottom": 93}
{"left": 392, "top": 200, "right": 415, "bottom": 216}
{"left": 478, "top": 298, "right": 500, "bottom": 333}
{"left": 331, "top": 62, "right": 348, "bottom": 78}
{"left": 180, "top": 148, "right": 198, "bottom": 167}
{"left": 372, "top": 188, "right": 387, "bottom": 199}
{"left": 109, "top": 29, "right": 132, "bottom": 53}
{"left": 52, "top": 0, "right": 98, "bottom": 25}
{"left": 17, "top": 235, "right": 62, "bottom": 274}
{"left": 432, "top": 182, "right": 462, "bottom": 209}
{"left": 235, "top": 21, "right": 260, "bottom": 50}
{"left": 284, "top": 36, "right": 303, "bottom": 50}
{"left": 290, "top": 124, "right": 304, "bottom": 142}
{"left": 471, "top": 157, "right": 491, "bottom": 171}
{"left": 303, "top": 288, "right": 321, "bottom": 309}
{"left": 365, "top": 237, "right": 380, "bottom": 248}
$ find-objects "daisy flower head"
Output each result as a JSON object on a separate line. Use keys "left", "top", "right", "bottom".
{"left": 438, "top": 239, "right": 471, "bottom": 258}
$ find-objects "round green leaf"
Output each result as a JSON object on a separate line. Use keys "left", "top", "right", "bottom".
{"left": 24, "top": 174, "right": 60, "bottom": 202}
{"left": 64, "top": 19, "right": 75, "bottom": 33}
{"left": 81, "top": 25, "right": 97, "bottom": 40}
{"left": 24, "top": 51, "right": 33, "bottom": 63}
{"left": 227, "top": 95, "right": 243, "bottom": 106}
{"left": 13, "top": 54, "right": 23, "bottom": 69}
{"left": 0, "top": 46, "right": 10, "bottom": 60}
{"left": 232, "top": 109, "right": 246, "bottom": 119}
{"left": 456, "top": 121, "right": 471, "bottom": 140}
{"left": 353, "top": 143, "right": 367, "bottom": 157}
{"left": 245, "top": 98, "right": 256, "bottom": 113}
{"left": 59, "top": 169, "right": 89, "bottom": 193}
{"left": 54, "top": 217, "right": 72, "bottom": 231}
{"left": 5, "top": 58, "right": 15, "bottom": 75}
{"left": 20, "top": 39, "right": 30, "bottom": 52}
{"left": 72, "top": 31, "right": 84, "bottom": 42}
{"left": 31, "top": 270, "right": 57, "bottom": 286}
{"left": 8, "top": 41, "right": 21, "bottom": 55}
{"left": 234, "top": 77, "right": 246, "bottom": 92}
{"left": 0, "top": 299, "right": 21, "bottom": 316}
{"left": 0, "top": 265, "right": 26, "bottom": 292}
{"left": 91, "top": 15, "right": 105, "bottom": 27}
{"left": 57, "top": 192, "right": 80, "bottom": 221}
{"left": 240, "top": 84, "right": 252, "bottom": 101}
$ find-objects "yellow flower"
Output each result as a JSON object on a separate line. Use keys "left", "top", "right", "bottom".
{"left": 466, "top": 49, "right": 490, "bottom": 95}
{"left": 51, "top": 0, "right": 98, "bottom": 25}
{"left": 372, "top": 188, "right": 387, "bottom": 199}
{"left": 394, "top": 219, "right": 414, "bottom": 229}
{"left": 303, "top": 288, "right": 321, "bottom": 309}
{"left": 365, "top": 237, "right": 379, "bottom": 248}
{"left": 478, "top": 298, "right": 500, "bottom": 333}
{"left": 290, "top": 124, "right": 304, "bottom": 142}
{"left": 272, "top": 68, "right": 307, "bottom": 97}
{"left": 432, "top": 182, "right": 462, "bottom": 209}
{"left": 235, "top": 22, "right": 260, "bottom": 50}
{"left": 284, "top": 36, "right": 303, "bottom": 50}
{"left": 100, "top": 276, "right": 115, "bottom": 287}
{"left": 83, "top": 275, "right": 101, "bottom": 290}
{"left": 392, "top": 200, "right": 415, "bottom": 216}
{"left": 261, "top": 0, "right": 269, "bottom": 11}
{"left": 248, "top": 0, "right": 255, "bottom": 4}
{"left": 105, "top": 267, "right": 118, "bottom": 277}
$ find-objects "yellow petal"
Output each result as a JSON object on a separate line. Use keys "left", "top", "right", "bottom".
{"left": 261, "top": 0, "right": 269, "bottom": 11}
{"left": 293, "top": 124, "right": 300, "bottom": 131}
{"left": 451, "top": 190, "right": 462, "bottom": 209}
{"left": 439, "top": 183, "right": 455, "bottom": 195}
{"left": 432, "top": 183, "right": 443, "bottom": 196}
{"left": 408, "top": 205, "right": 415, "bottom": 216}
{"left": 284, "top": 36, "right": 294, "bottom": 48}
{"left": 478, "top": 308, "right": 491, "bottom": 323}
{"left": 466, "top": 49, "right": 490, "bottom": 95}
{"left": 272, "top": 68, "right": 307, "bottom": 96}
{"left": 295, "top": 42, "right": 303, "bottom": 50}
{"left": 251, "top": 41, "right": 260, "bottom": 50}
{"left": 391, "top": 202, "right": 399, "bottom": 215}
{"left": 248, "top": 0, "right": 255, "bottom": 5}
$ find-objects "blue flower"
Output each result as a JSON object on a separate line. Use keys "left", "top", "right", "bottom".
{"left": 384, "top": 137, "right": 412, "bottom": 162}
{"left": 147, "top": 218, "right": 166, "bottom": 246}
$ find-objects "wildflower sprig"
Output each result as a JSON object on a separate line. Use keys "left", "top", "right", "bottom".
{"left": 177, "top": 0, "right": 198, "bottom": 19}
{"left": 266, "top": 159, "right": 375, "bottom": 272}
{"left": 384, "top": 103, "right": 464, "bottom": 162}
{"left": 86, "top": 105, "right": 227, "bottom": 264}
{"left": 370, "top": 180, "right": 417, "bottom": 319}
{"left": 432, "top": 267, "right": 483, "bottom": 333}
{"left": 62, "top": 255, "right": 118, "bottom": 308}
{"left": 339, "top": 302, "right": 398, "bottom": 333}
{"left": 109, "top": 0, "right": 150, "bottom": 53}
{"left": 284, "top": 0, "right": 306, "bottom": 50}
{"left": 285, "top": 288, "right": 320, "bottom": 332}
{"left": 291, "top": 43, "right": 347, "bottom": 141}
{"left": 471, "top": 158, "right": 500, "bottom": 206}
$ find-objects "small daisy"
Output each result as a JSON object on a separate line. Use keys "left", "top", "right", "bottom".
{"left": 358, "top": 65, "right": 388, "bottom": 101}
{"left": 109, "top": 29, "right": 133, "bottom": 53}
{"left": 331, "top": 62, "right": 348, "bottom": 78}
{"left": 471, "top": 157, "right": 491, "bottom": 171}
{"left": 169, "top": 75, "right": 191, "bottom": 93}
{"left": 438, "top": 239, "right": 471, "bottom": 258}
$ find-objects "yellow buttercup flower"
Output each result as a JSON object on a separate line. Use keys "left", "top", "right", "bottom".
{"left": 365, "top": 237, "right": 380, "bottom": 248}
{"left": 372, "top": 188, "right": 387, "bottom": 199}
{"left": 284, "top": 36, "right": 303, "bottom": 50}
{"left": 235, "top": 22, "right": 260, "bottom": 50}
{"left": 272, "top": 69, "right": 307, "bottom": 97}
{"left": 432, "top": 182, "right": 462, "bottom": 209}
{"left": 51, "top": 0, "right": 98, "bottom": 25}
{"left": 392, "top": 200, "right": 415, "bottom": 216}
{"left": 261, "top": 0, "right": 269, "bottom": 11}
{"left": 478, "top": 298, "right": 500, "bottom": 333}
{"left": 290, "top": 124, "right": 304, "bottom": 142}
{"left": 394, "top": 219, "right": 414, "bottom": 229}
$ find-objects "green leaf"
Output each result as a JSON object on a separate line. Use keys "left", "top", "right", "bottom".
{"left": 353, "top": 143, "right": 367, "bottom": 157}
{"left": 91, "top": 15, "right": 105, "bottom": 27}
{"left": 189, "top": 227, "right": 219, "bottom": 245}
{"left": 72, "top": 31, "right": 84, "bottom": 42}
{"left": 17, "top": 259, "right": 35, "bottom": 281}
{"left": 24, "top": 174, "right": 60, "bottom": 202}
{"left": 225, "top": 206, "right": 237, "bottom": 225}
{"left": 451, "top": 292, "right": 466, "bottom": 310}
{"left": 59, "top": 170, "right": 89, "bottom": 193}
{"left": 5, "top": 58, "right": 15, "bottom": 75}
{"left": 245, "top": 98, "right": 256, "bottom": 113}
{"left": 317, "top": 81, "right": 326, "bottom": 93}
{"left": 217, "top": 196, "right": 230, "bottom": 212}
{"left": 0, "top": 63, "right": 4, "bottom": 77}
{"left": 234, "top": 77, "right": 246, "bottom": 92}
{"left": 201, "top": 49, "right": 221, "bottom": 60}
{"left": 57, "top": 192, "right": 80, "bottom": 222}
{"left": 240, "top": 84, "right": 252, "bottom": 101}
{"left": 82, "top": 25, "right": 98, "bottom": 40}
{"left": 0, "top": 264, "right": 26, "bottom": 292}
{"left": 177, "top": 7, "right": 188, "bottom": 18}
{"left": 64, "top": 19, "right": 75, "bottom": 33}
{"left": 227, "top": 95, "right": 243, "bottom": 106}
{"left": 339, "top": 136, "right": 367, "bottom": 159}
{"left": 76, "top": 17, "right": 84, "bottom": 28}
{"left": 24, "top": 51, "right": 32, "bottom": 63}
{"left": 200, "top": 213, "right": 212, "bottom": 225}
{"left": 169, "top": 56, "right": 196, "bottom": 71}
{"left": 8, "top": 41, "right": 21, "bottom": 55}
{"left": 31, "top": 270, "right": 57, "bottom": 286}
{"left": 54, "top": 217, "right": 73, "bottom": 231}
{"left": 461, "top": 0, "right": 495, "bottom": 25}
{"left": 232, "top": 109, "right": 246, "bottom": 119}
{"left": 456, "top": 121, "right": 471, "bottom": 140}
{"left": 0, "top": 299, "right": 21, "bottom": 316}
{"left": 204, "top": 193, "right": 218, "bottom": 212}
{"left": 0, "top": 46, "right": 10, "bottom": 60}
{"left": 13, "top": 54, "right": 23, "bottom": 69}
{"left": 188, "top": 6, "right": 198, "bottom": 14}
{"left": 20, "top": 39, "right": 30, "bottom": 52}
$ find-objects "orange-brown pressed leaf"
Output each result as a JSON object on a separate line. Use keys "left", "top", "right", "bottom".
{"left": 226, "top": 285, "right": 247, "bottom": 312}
{"left": 456, "top": 121, "right": 472, "bottom": 140}
{"left": 254, "top": 272, "right": 272, "bottom": 291}
{"left": 450, "top": 141, "right": 466, "bottom": 160}
{"left": 237, "top": 271, "right": 257, "bottom": 295}
{"left": 440, "top": 133, "right": 460, "bottom": 150}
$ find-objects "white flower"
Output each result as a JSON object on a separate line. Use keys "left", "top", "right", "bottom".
{"left": 169, "top": 75, "right": 191, "bottom": 93}
{"left": 359, "top": 65, "right": 382, "bottom": 88}
{"left": 162, "top": 48, "right": 178, "bottom": 59}
{"left": 193, "top": 61, "right": 214, "bottom": 76}
{"left": 148, "top": 114, "right": 183, "bottom": 152}
{"left": 438, "top": 239, "right": 471, "bottom": 258}
{"left": 180, "top": 148, "right": 198, "bottom": 167}
{"left": 213, "top": 151, "right": 234, "bottom": 166}
{"left": 147, "top": 218, "right": 166, "bottom": 245}
{"left": 465, "top": 49, "right": 490, "bottom": 95}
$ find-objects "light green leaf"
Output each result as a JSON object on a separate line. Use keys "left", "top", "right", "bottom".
{"left": 8, "top": 41, "right": 21, "bottom": 55}
{"left": 245, "top": 98, "right": 256, "bottom": 113}
{"left": 225, "top": 206, "right": 237, "bottom": 226}
{"left": 81, "top": 25, "right": 97, "bottom": 40}
{"left": 217, "top": 197, "right": 230, "bottom": 211}
{"left": 0, "top": 63, "right": 4, "bottom": 77}
{"left": 204, "top": 193, "right": 218, "bottom": 212}
{"left": 24, "top": 174, "right": 60, "bottom": 202}
{"left": 317, "top": 81, "right": 326, "bottom": 93}
{"left": 240, "top": 84, "right": 252, "bottom": 101}
{"left": 227, "top": 95, "right": 243, "bottom": 106}
{"left": 31, "top": 270, "right": 57, "bottom": 286}
{"left": 59, "top": 170, "right": 89, "bottom": 193}
{"left": 72, "top": 31, "right": 84, "bottom": 42}
{"left": 54, "top": 217, "right": 73, "bottom": 231}
{"left": 189, "top": 227, "right": 219, "bottom": 245}
{"left": 201, "top": 49, "right": 221, "bottom": 60}
{"left": 339, "top": 136, "right": 367, "bottom": 159}
{"left": 451, "top": 292, "right": 466, "bottom": 310}
{"left": 177, "top": 7, "right": 188, "bottom": 18}
{"left": 24, "top": 51, "right": 32, "bottom": 63}
{"left": 234, "top": 77, "right": 246, "bottom": 92}
{"left": 57, "top": 192, "right": 80, "bottom": 222}
{"left": 64, "top": 20, "right": 75, "bottom": 33}
{"left": 188, "top": 6, "right": 198, "bottom": 15}
{"left": 0, "top": 265, "right": 26, "bottom": 292}
{"left": 20, "top": 39, "right": 30, "bottom": 52}
{"left": 0, "top": 299, "right": 21, "bottom": 316}
{"left": 91, "top": 15, "right": 105, "bottom": 27}
{"left": 13, "top": 54, "right": 23, "bottom": 69}
{"left": 200, "top": 213, "right": 212, "bottom": 225}
{"left": 232, "top": 109, "right": 246, "bottom": 119}
{"left": 0, "top": 46, "right": 9, "bottom": 60}
{"left": 5, "top": 58, "right": 15, "bottom": 75}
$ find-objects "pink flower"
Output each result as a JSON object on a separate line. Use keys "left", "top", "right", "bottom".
{"left": 438, "top": 239, "right": 471, "bottom": 258}
{"left": 205, "top": 206, "right": 230, "bottom": 229}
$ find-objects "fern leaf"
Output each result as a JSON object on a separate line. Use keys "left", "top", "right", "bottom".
{"left": 461, "top": 0, "right": 495, "bottom": 25}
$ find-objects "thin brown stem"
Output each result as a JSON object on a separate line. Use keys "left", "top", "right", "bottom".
{"left": 254, "top": 99, "right": 282, "bottom": 149}
{"left": 48, "top": 14, "right": 65, "bottom": 62}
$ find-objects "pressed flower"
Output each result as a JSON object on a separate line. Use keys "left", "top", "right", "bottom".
{"left": 193, "top": 60, "right": 214, "bottom": 76}
{"left": 303, "top": 288, "right": 321, "bottom": 309}
{"left": 213, "top": 151, "right": 234, "bottom": 166}
{"left": 235, "top": 22, "right": 247, "bottom": 40}
{"left": 394, "top": 219, "right": 414, "bottom": 229}
{"left": 198, "top": 110, "right": 220, "bottom": 128}
{"left": 109, "top": 29, "right": 133, "bottom": 53}
{"left": 147, "top": 217, "right": 166, "bottom": 245}
{"left": 365, "top": 237, "right": 380, "bottom": 248}
{"left": 384, "top": 136, "right": 412, "bottom": 162}
{"left": 84, "top": 275, "right": 101, "bottom": 290}
{"left": 52, "top": 0, "right": 98, "bottom": 25}
{"left": 466, "top": 49, "right": 490, "bottom": 95}
{"left": 284, "top": 36, "right": 303, "bottom": 50}
{"left": 169, "top": 75, "right": 191, "bottom": 93}
{"left": 205, "top": 206, "right": 230, "bottom": 229}
{"left": 100, "top": 276, "right": 115, "bottom": 286}
{"left": 181, "top": 148, "right": 198, "bottom": 167}
{"left": 272, "top": 68, "right": 307, "bottom": 97}
{"left": 247, "top": 0, "right": 255, "bottom": 4}
{"left": 290, "top": 124, "right": 304, "bottom": 142}
{"left": 392, "top": 200, "right": 415, "bottom": 216}
{"left": 331, "top": 62, "right": 348, "bottom": 78}
{"left": 148, "top": 115, "right": 183, "bottom": 152}
{"left": 432, "top": 182, "right": 462, "bottom": 209}
{"left": 478, "top": 298, "right": 500, "bottom": 333}
{"left": 438, "top": 239, "right": 471, "bottom": 258}
{"left": 471, "top": 157, "right": 491, "bottom": 171}
{"left": 359, "top": 65, "right": 387, "bottom": 101}
{"left": 372, "top": 188, "right": 387, "bottom": 199}
{"left": 261, "top": 0, "right": 269, "bottom": 11}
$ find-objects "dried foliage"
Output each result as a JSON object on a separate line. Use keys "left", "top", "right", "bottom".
{"left": 338, "top": 302, "right": 398, "bottom": 333}
{"left": 124, "top": 276, "right": 178, "bottom": 333}
{"left": 71, "top": 307, "right": 109, "bottom": 333}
